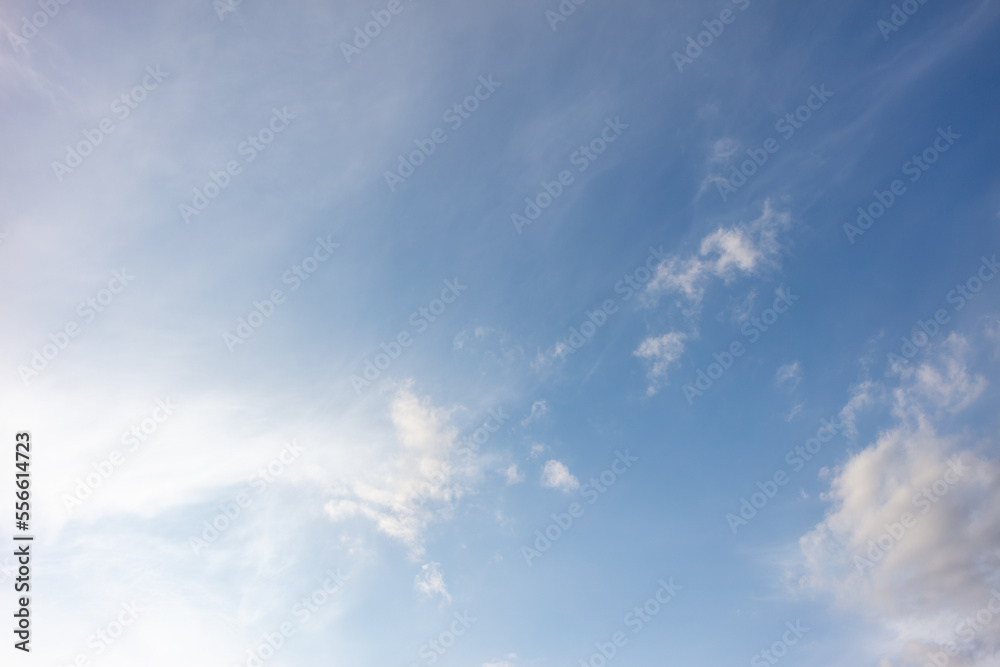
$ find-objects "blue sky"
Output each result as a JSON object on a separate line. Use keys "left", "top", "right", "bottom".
{"left": 2, "top": 0, "right": 1000, "bottom": 666}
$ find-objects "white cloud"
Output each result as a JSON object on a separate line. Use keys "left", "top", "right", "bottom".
{"left": 323, "top": 382, "right": 473, "bottom": 558}
{"left": 529, "top": 443, "right": 546, "bottom": 459}
{"left": 521, "top": 399, "right": 549, "bottom": 426}
{"left": 775, "top": 361, "right": 802, "bottom": 392}
{"left": 504, "top": 464, "right": 525, "bottom": 485}
{"left": 634, "top": 331, "right": 688, "bottom": 395}
{"left": 541, "top": 460, "right": 579, "bottom": 493}
{"left": 646, "top": 200, "right": 790, "bottom": 306}
{"left": 796, "top": 336, "right": 1000, "bottom": 667}
{"left": 414, "top": 562, "right": 451, "bottom": 603}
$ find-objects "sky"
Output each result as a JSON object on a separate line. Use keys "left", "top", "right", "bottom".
{"left": 1, "top": 0, "right": 1000, "bottom": 666}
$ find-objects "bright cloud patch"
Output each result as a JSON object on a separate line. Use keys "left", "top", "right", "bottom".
{"left": 323, "top": 383, "right": 471, "bottom": 558}
{"left": 797, "top": 337, "right": 1000, "bottom": 667}
{"left": 634, "top": 331, "right": 688, "bottom": 395}
{"left": 541, "top": 460, "right": 579, "bottom": 493}
{"left": 646, "top": 200, "right": 791, "bottom": 305}
{"left": 414, "top": 561, "right": 451, "bottom": 603}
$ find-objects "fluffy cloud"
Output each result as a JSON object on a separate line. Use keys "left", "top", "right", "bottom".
{"left": 541, "top": 460, "right": 579, "bottom": 493}
{"left": 634, "top": 201, "right": 791, "bottom": 392}
{"left": 323, "top": 382, "right": 473, "bottom": 558}
{"left": 634, "top": 331, "right": 688, "bottom": 395}
{"left": 505, "top": 464, "right": 525, "bottom": 485}
{"left": 414, "top": 561, "right": 451, "bottom": 603}
{"left": 796, "top": 336, "right": 1000, "bottom": 667}
{"left": 645, "top": 200, "right": 790, "bottom": 306}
